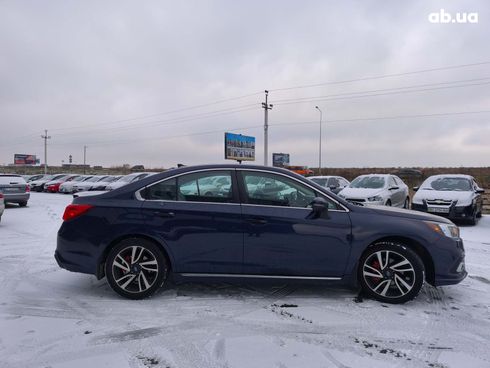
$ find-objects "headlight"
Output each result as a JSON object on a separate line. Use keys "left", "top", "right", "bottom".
{"left": 367, "top": 195, "right": 383, "bottom": 202}
{"left": 425, "top": 221, "right": 460, "bottom": 238}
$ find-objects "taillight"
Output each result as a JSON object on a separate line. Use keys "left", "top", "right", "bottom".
{"left": 62, "top": 204, "right": 94, "bottom": 221}
{"left": 0, "top": 193, "right": 4, "bottom": 199}
{"left": 26, "top": 185, "right": 30, "bottom": 192}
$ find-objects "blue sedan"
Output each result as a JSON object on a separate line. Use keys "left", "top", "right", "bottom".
{"left": 55, "top": 164, "right": 467, "bottom": 303}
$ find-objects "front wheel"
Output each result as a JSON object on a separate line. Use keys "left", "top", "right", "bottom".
{"left": 403, "top": 197, "right": 410, "bottom": 209}
{"left": 105, "top": 238, "right": 168, "bottom": 299}
{"left": 359, "top": 242, "right": 425, "bottom": 304}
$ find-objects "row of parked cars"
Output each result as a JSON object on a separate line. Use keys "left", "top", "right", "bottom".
{"left": 24, "top": 172, "right": 156, "bottom": 194}
{"left": 307, "top": 173, "right": 485, "bottom": 225}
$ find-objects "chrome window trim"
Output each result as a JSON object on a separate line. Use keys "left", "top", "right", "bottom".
{"left": 178, "top": 273, "right": 341, "bottom": 281}
{"left": 135, "top": 167, "right": 349, "bottom": 212}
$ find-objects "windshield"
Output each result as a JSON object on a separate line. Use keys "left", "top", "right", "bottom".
{"left": 310, "top": 178, "right": 328, "bottom": 186}
{"left": 118, "top": 175, "right": 137, "bottom": 183}
{"left": 421, "top": 177, "right": 472, "bottom": 191}
{"left": 73, "top": 176, "right": 86, "bottom": 182}
{"left": 350, "top": 176, "right": 385, "bottom": 189}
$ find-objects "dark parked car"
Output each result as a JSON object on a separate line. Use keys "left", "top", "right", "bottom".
{"left": 412, "top": 174, "right": 484, "bottom": 225}
{"left": 55, "top": 165, "right": 467, "bottom": 304}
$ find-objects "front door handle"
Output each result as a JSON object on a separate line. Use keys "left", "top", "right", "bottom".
{"left": 246, "top": 217, "right": 267, "bottom": 225}
{"left": 153, "top": 211, "right": 175, "bottom": 218}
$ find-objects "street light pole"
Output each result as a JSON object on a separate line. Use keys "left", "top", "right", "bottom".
{"left": 315, "top": 106, "right": 323, "bottom": 175}
{"left": 262, "top": 90, "right": 273, "bottom": 166}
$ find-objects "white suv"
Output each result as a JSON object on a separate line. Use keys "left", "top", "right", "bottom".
{"left": 338, "top": 174, "right": 409, "bottom": 208}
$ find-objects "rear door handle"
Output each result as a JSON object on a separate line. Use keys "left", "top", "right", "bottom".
{"left": 246, "top": 217, "right": 267, "bottom": 225}
{"left": 153, "top": 211, "right": 175, "bottom": 218}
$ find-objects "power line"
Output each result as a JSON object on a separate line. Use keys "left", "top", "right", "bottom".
{"left": 272, "top": 81, "right": 490, "bottom": 106}
{"left": 46, "top": 109, "right": 490, "bottom": 147}
{"left": 271, "top": 77, "right": 490, "bottom": 104}
{"left": 269, "top": 61, "right": 490, "bottom": 92}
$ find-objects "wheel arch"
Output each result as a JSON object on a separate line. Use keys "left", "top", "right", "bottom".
{"left": 97, "top": 233, "right": 174, "bottom": 279}
{"left": 360, "top": 236, "right": 435, "bottom": 285}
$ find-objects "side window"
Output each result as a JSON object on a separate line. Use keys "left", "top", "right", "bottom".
{"left": 143, "top": 178, "right": 177, "bottom": 200}
{"left": 241, "top": 171, "right": 339, "bottom": 209}
{"left": 177, "top": 171, "right": 233, "bottom": 203}
{"left": 389, "top": 176, "right": 398, "bottom": 187}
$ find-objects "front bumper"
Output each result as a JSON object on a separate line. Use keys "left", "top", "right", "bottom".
{"left": 412, "top": 202, "right": 475, "bottom": 221}
{"left": 432, "top": 236, "right": 467, "bottom": 286}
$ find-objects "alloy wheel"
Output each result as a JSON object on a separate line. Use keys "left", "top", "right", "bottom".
{"left": 362, "top": 250, "right": 416, "bottom": 299}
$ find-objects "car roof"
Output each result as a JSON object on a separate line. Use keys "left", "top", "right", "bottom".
{"left": 426, "top": 174, "right": 474, "bottom": 180}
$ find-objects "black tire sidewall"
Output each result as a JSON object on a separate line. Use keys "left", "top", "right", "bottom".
{"left": 358, "top": 242, "right": 425, "bottom": 304}
{"left": 105, "top": 238, "right": 168, "bottom": 300}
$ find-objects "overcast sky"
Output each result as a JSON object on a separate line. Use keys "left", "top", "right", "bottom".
{"left": 1, "top": 0, "right": 489, "bottom": 169}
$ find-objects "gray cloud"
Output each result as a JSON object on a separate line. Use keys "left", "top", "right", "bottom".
{"left": 1, "top": 0, "right": 489, "bottom": 168}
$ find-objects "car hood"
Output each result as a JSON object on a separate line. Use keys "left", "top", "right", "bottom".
{"left": 339, "top": 187, "right": 384, "bottom": 198}
{"left": 360, "top": 204, "right": 453, "bottom": 224}
{"left": 413, "top": 189, "right": 473, "bottom": 203}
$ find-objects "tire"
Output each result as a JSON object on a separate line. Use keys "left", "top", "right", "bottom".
{"left": 468, "top": 207, "right": 477, "bottom": 225}
{"left": 403, "top": 197, "right": 410, "bottom": 209}
{"left": 18, "top": 201, "right": 27, "bottom": 207}
{"left": 105, "top": 238, "right": 169, "bottom": 300}
{"left": 358, "top": 242, "right": 425, "bottom": 304}
{"left": 385, "top": 200, "right": 392, "bottom": 206}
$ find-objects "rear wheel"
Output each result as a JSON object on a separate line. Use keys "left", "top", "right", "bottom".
{"left": 18, "top": 201, "right": 27, "bottom": 207}
{"left": 385, "top": 200, "right": 392, "bottom": 206}
{"left": 105, "top": 238, "right": 168, "bottom": 299}
{"left": 468, "top": 207, "right": 477, "bottom": 225}
{"left": 403, "top": 197, "right": 410, "bottom": 209}
{"left": 359, "top": 242, "right": 424, "bottom": 304}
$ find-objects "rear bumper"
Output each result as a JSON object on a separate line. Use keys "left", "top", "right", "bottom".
{"left": 3, "top": 193, "right": 30, "bottom": 203}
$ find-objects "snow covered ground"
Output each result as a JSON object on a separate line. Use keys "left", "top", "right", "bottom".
{"left": 1, "top": 193, "right": 489, "bottom": 368}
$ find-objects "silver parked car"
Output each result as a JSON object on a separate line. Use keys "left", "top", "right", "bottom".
{"left": 0, "top": 174, "right": 30, "bottom": 207}
{"left": 0, "top": 192, "right": 4, "bottom": 222}
{"left": 338, "top": 174, "right": 410, "bottom": 208}
{"left": 105, "top": 172, "right": 156, "bottom": 190}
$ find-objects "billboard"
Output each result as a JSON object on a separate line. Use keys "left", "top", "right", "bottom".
{"left": 14, "top": 154, "right": 37, "bottom": 165}
{"left": 224, "top": 133, "right": 255, "bottom": 161}
{"left": 272, "top": 153, "right": 290, "bottom": 167}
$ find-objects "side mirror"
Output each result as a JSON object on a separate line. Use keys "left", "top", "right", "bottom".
{"left": 329, "top": 185, "right": 337, "bottom": 190}
{"left": 476, "top": 188, "right": 485, "bottom": 194}
{"left": 389, "top": 186, "right": 399, "bottom": 191}
{"left": 413, "top": 186, "right": 419, "bottom": 192}
{"left": 310, "top": 197, "right": 329, "bottom": 216}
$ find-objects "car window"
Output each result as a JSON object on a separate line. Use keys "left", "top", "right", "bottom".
{"left": 144, "top": 177, "right": 177, "bottom": 200}
{"left": 389, "top": 176, "right": 398, "bottom": 187}
{"left": 241, "top": 171, "right": 325, "bottom": 208}
{"left": 327, "top": 177, "right": 339, "bottom": 187}
{"left": 177, "top": 171, "right": 233, "bottom": 202}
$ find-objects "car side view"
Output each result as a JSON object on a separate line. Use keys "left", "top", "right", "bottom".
{"left": 55, "top": 165, "right": 467, "bottom": 304}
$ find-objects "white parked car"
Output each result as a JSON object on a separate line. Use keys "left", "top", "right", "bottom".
{"left": 338, "top": 174, "right": 410, "bottom": 208}
{"left": 308, "top": 176, "right": 349, "bottom": 194}
{"left": 105, "top": 172, "right": 155, "bottom": 190}
{"left": 412, "top": 174, "right": 484, "bottom": 225}
{"left": 73, "top": 175, "right": 110, "bottom": 192}
{"left": 59, "top": 175, "right": 94, "bottom": 194}
{"left": 88, "top": 176, "right": 122, "bottom": 191}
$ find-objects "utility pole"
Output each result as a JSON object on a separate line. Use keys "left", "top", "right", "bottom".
{"left": 315, "top": 106, "right": 323, "bottom": 175}
{"left": 83, "top": 145, "right": 87, "bottom": 174}
{"left": 262, "top": 90, "right": 273, "bottom": 166}
{"left": 41, "top": 129, "right": 51, "bottom": 175}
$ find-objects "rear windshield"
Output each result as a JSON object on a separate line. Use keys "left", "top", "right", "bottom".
{"left": 0, "top": 176, "right": 27, "bottom": 184}
{"left": 421, "top": 177, "right": 472, "bottom": 191}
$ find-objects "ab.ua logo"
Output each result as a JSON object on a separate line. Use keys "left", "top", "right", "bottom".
{"left": 428, "top": 9, "right": 478, "bottom": 24}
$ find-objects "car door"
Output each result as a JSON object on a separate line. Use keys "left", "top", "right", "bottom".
{"left": 238, "top": 170, "right": 352, "bottom": 277}
{"left": 389, "top": 176, "right": 403, "bottom": 207}
{"left": 140, "top": 169, "right": 243, "bottom": 274}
